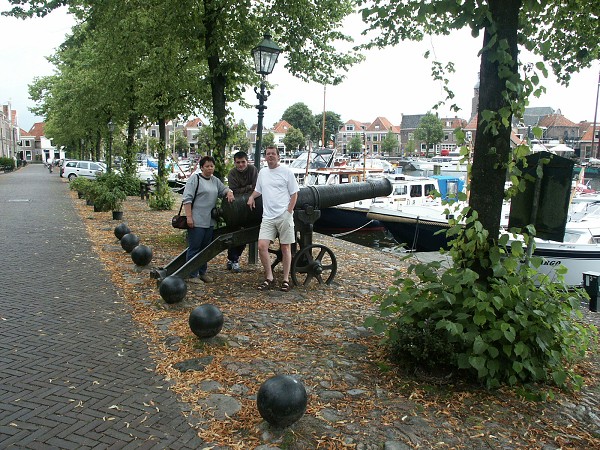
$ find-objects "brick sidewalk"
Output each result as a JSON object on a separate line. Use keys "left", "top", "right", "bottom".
{"left": 0, "top": 165, "right": 203, "bottom": 449}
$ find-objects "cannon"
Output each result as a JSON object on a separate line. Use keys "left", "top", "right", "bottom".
{"left": 150, "top": 177, "right": 392, "bottom": 295}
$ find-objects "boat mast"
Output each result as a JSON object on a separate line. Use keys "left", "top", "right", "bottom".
{"left": 591, "top": 70, "right": 600, "bottom": 159}
{"left": 321, "top": 85, "right": 326, "bottom": 149}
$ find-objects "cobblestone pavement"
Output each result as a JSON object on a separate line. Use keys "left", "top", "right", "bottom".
{"left": 0, "top": 165, "right": 203, "bottom": 449}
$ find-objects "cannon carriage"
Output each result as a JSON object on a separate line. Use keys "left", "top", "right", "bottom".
{"left": 151, "top": 177, "right": 392, "bottom": 302}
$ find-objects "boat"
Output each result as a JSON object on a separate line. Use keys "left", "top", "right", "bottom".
{"left": 288, "top": 148, "right": 337, "bottom": 185}
{"left": 312, "top": 172, "right": 464, "bottom": 233}
{"left": 367, "top": 201, "right": 600, "bottom": 287}
{"left": 407, "top": 152, "right": 468, "bottom": 173}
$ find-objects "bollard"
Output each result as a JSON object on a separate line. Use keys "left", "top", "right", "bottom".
{"left": 583, "top": 271, "right": 600, "bottom": 312}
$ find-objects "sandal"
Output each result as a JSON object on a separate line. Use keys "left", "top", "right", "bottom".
{"left": 280, "top": 280, "right": 292, "bottom": 292}
{"left": 257, "top": 279, "right": 275, "bottom": 291}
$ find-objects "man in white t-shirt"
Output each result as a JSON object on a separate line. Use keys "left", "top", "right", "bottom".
{"left": 247, "top": 146, "right": 299, "bottom": 292}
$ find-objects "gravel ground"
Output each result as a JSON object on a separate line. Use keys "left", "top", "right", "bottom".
{"left": 75, "top": 192, "right": 600, "bottom": 449}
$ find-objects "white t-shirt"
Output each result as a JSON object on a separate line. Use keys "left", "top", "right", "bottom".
{"left": 255, "top": 165, "right": 299, "bottom": 220}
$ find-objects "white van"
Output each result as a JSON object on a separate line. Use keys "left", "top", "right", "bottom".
{"left": 63, "top": 160, "right": 106, "bottom": 181}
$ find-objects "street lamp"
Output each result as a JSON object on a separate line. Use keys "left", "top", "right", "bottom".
{"left": 107, "top": 120, "right": 115, "bottom": 173}
{"left": 251, "top": 33, "right": 281, "bottom": 168}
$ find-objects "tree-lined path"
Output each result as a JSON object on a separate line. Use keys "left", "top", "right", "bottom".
{"left": 0, "top": 165, "right": 202, "bottom": 449}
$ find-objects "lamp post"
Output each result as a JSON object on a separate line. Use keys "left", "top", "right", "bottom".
{"left": 249, "top": 33, "right": 281, "bottom": 264}
{"left": 107, "top": 120, "right": 115, "bottom": 173}
{"left": 251, "top": 33, "right": 281, "bottom": 168}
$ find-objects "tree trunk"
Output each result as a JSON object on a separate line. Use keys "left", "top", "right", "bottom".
{"left": 469, "top": 0, "right": 521, "bottom": 240}
{"left": 203, "top": 0, "right": 227, "bottom": 179}
{"left": 158, "top": 117, "right": 167, "bottom": 179}
{"left": 123, "top": 114, "right": 138, "bottom": 178}
{"left": 95, "top": 130, "right": 101, "bottom": 162}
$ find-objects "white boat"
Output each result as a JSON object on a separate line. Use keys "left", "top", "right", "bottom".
{"left": 288, "top": 148, "right": 336, "bottom": 185}
{"left": 312, "top": 171, "right": 464, "bottom": 233}
{"left": 408, "top": 152, "right": 468, "bottom": 173}
{"left": 368, "top": 201, "right": 600, "bottom": 287}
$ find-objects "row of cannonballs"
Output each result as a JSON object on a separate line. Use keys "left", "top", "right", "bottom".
{"left": 113, "top": 223, "right": 308, "bottom": 428}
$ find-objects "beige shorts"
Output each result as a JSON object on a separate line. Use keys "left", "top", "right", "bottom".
{"left": 258, "top": 211, "right": 295, "bottom": 244}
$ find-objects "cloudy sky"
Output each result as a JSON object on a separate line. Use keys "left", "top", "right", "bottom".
{"left": 1, "top": 1, "right": 598, "bottom": 133}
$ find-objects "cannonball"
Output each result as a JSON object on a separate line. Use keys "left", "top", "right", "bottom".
{"left": 189, "top": 304, "right": 224, "bottom": 338}
{"left": 159, "top": 276, "right": 187, "bottom": 304}
{"left": 120, "top": 233, "right": 140, "bottom": 253}
{"left": 131, "top": 244, "right": 153, "bottom": 266}
{"left": 114, "top": 223, "right": 131, "bottom": 240}
{"left": 257, "top": 375, "right": 308, "bottom": 428}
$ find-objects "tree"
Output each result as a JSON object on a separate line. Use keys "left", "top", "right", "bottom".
{"left": 381, "top": 130, "right": 399, "bottom": 155}
{"left": 360, "top": 0, "right": 599, "bottom": 247}
{"left": 282, "top": 103, "right": 317, "bottom": 145}
{"left": 348, "top": 135, "right": 363, "bottom": 154}
{"left": 314, "top": 111, "right": 343, "bottom": 148}
{"left": 414, "top": 112, "right": 444, "bottom": 157}
{"left": 6, "top": 0, "right": 363, "bottom": 176}
{"left": 262, "top": 132, "right": 275, "bottom": 150}
{"left": 282, "top": 127, "right": 305, "bottom": 154}
{"left": 360, "top": 0, "right": 600, "bottom": 388}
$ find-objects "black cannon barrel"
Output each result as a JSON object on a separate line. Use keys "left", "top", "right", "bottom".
{"left": 215, "top": 178, "right": 392, "bottom": 228}
{"left": 297, "top": 177, "right": 392, "bottom": 210}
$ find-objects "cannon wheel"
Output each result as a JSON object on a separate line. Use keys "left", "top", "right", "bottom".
{"left": 291, "top": 244, "right": 337, "bottom": 286}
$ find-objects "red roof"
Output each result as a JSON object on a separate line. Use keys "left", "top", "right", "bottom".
{"left": 29, "top": 122, "right": 45, "bottom": 137}
{"left": 537, "top": 114, "right": 577, "bottom": 128}
{"left": 272, "top": 120, "right": 292, "bottom": 134}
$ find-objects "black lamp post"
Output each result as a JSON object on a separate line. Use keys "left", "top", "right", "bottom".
{"left": 251, "top": 33, "right": 281, "bottom": 168}
{"left": 107, "top": 120, "right": 115, "bottom": 173}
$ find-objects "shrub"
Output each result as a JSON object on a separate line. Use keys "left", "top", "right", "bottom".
{"left": 366, "top": 212, "right": 595, "bottom": 390}
{"left": 69, "top": 176, "right": 93, "bottom": 196}
{"left": 0, "top": 157, "right": 15, "bottom": 170}
{"left": 96, "top": 171, "right": 141, "bottom": 196}
{"left": 148, "top": 178, "right": 175, "bottom": 210}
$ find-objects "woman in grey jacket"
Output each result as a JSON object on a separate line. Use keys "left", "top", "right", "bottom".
{"left": 182, "top": 155, "right": 234, "bottom": 282}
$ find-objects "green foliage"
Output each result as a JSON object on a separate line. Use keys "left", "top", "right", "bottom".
{"left": 262, "top": 132, "right": 275, "bottom": 149}
{"left": 314, "top": 110, "right": 343, "bottom": 146}
{"left": 68, "top": 176, "right": 93, "bottom": 195}
{"left": 381, "top": 130, "right": 399, "bottom": 155}
{"left": 0, "top": 157, "right": 16, "bottom": 170}
{"left": 96, "top": 171, "right": 140, "bottom": 196}
{"left": 148, "top": 178, "right": 175, "bottom": 211}
{"left": 414, "top": 112, "right": 444, "bottom": 157}
{"left": 282, "top": 127, "right": 305, "bottom": 153}
{"left": 282, "top": 103, "right": 317, "bottom": 142}
{"left": 94, "top": 186, "right": 126, "bottom": 211}
{"left": 367, "top": 218, "right": 595, "bottom": 390}
{"left": 348, "top": 135, "right": 363, "bottom": 154}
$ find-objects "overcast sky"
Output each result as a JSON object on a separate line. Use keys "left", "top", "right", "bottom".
{"left": 2, "top": 1, "right": 598, "bottom": 133}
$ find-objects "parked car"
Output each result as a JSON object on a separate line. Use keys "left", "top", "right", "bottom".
{"left": 63, "top": 160, "right": 106, "bottom": 181}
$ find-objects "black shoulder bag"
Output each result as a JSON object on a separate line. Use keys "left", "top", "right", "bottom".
{"left": 172, "top": 174, "right": 200, "bottom": 229}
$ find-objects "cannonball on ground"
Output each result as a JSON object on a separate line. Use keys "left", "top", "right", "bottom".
{"left": 159, "top": 276, "right": 187, "bottom": 304}
{"left": 257, "top": 375, "right": 307, "bottom": 428}
{"left": 120, "top": 233, "right": 140, "bottom": 253}
{"left": 114, "top": 223, "right": 131, "bottom": 240}
{"left": 189, "top": 304, "right": 224, "bottom": 338}
{"left": 131, "top": 244, "right": 153, "bottom": 266}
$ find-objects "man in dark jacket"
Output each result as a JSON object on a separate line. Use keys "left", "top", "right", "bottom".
{"left": 226, "top": 151, "right": 258, "bottom": 272}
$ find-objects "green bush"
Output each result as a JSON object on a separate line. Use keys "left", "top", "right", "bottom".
{"left": 69, "top": 177, "right": 93, "bottom": 196}
{"left": 366, "top": 211, "right": 595, "bottom": 390}
{"left": 148, "top": 178, "right": 175, "bottom": 210}
{"left": 0, "top": 157, "right": 15, "bottom": 170}
{"left": 96, "top": 171, "right": 141, "bottom": 196}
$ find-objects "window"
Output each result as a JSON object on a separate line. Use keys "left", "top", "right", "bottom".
{"left": 424, "top": 184, "right": 436, "bottom": 196}
{"left": 77, "top": 162, "right": 90, "bottom": 170}
{"left": 151, "top": 130, "right": 157, "bottom": 138}
{"left": 24, "top": 140, "right": 31, "bottom": 147}
{"left": 444, "top": 134, "right": 449, "bottom": 141}
{"left": 347, "top": 125, "right": 354, "bottom": 131}
{"left": 410, "top": 185, "right": 423, "bottom": 198}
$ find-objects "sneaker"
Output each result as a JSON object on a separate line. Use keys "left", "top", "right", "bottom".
{"left": 226, "top": 260, "right": 233, "bottom": 270}
{"left": 188, "top": 277, "right": 203, "bottom": 284}
{"left": 231, "top": 262, "right": 241, "bottom": 273}
{"left": 199, "top": 274, "right": 213, "bottom": 283}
